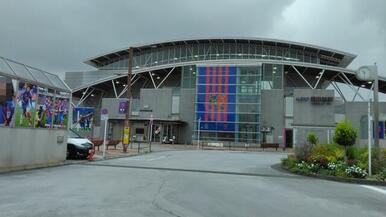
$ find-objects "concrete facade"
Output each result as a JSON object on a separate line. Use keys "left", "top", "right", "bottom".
{"left": 293, "top": 89, "right": 335, "bottom": 146}
{"left": 178, "top": 89, "right": 195, "bottom": 144}
{"left": 261, "top": 89, "right": 284, "bottom": 144}
{"left": 139, "top": 88, "right": 173, "bottom": 119}
{"left": 0, "top": 128, "right": 67, "bottom": 172}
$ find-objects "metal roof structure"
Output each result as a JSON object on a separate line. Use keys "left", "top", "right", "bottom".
{"left": 0, "top": 56, "right": 70, "bottom": 92}
{"left": 84, "top": 37, "right": 357, "bottom": 68}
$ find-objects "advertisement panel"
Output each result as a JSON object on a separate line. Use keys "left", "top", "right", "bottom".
{"left": 0, "top": 76, "right": 16, "bottom": 127}
{"left": 35, "top": 87, "right": 54, "bottom": 128}
{"left": 72, "top": 107, "right": 94, "bottom": 131}
{"left": 53, "top": 92, "right": 69, "bottom": 129}
{"left": 15, "top": 82, "right": 37, "bottom": 128}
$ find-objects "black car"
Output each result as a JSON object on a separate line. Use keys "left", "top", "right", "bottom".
{"left": 67, "top": 129, "right": 94, "bottom": 159}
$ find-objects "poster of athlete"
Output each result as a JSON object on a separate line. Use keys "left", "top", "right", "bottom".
{"left": 53, "top": 93, "right": 69, "bottom": 129}
{"left": 15, "top": 82, "right": 37, "bottom": 128}
{"left": 72, "top": 107, "right": 94, "bottom": 131}
{"left": 35, "top": 87, "right": 54, "bottom": 128}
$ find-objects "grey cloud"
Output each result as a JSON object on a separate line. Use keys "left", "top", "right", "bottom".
{"left": 0, "top": 0, "right": 384, "bottom": 79}
{"left": 0, "top": 0, "right": 294, "bottom": 76}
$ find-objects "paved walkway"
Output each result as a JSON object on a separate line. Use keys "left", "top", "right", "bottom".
{"left": 90, "top": 143, "right": 292, "bottom": 161}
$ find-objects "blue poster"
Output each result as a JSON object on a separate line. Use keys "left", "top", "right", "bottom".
{"left": 372, "top": 121, "right": 384, "bottom": 139}
{"left": 379, "top": 121, "right": 384, "bottom": 139}
{"left": 72, "top": 107, "right": 94, "bottom": 131}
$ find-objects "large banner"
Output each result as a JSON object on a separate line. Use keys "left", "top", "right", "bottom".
{"left": 35, "top": 87, "right": 54, "bottom": 128}
{"left": 72, "top": 107, "right": 94, "bottom": 131}
{"left": 53, "top": 93, "right": 69, "bottom": 129}
{"left": 15, "top": 82, "right": 37, "bottom": 128}
{"left": 0, "top": 77, "right": 15, "bottom": 127}
{"left": 196, "top": 65, "right": 236, "bottom": 131}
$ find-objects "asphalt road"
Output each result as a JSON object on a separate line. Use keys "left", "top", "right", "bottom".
{"left": 1, "top": 150, "right": 385, "bottom": 217}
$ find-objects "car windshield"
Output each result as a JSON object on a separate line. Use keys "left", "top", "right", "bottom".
{"left": 68, "top": 129, "right": 82, "bottom": 138}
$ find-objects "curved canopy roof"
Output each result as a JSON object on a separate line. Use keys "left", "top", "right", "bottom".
{"left": 84, "top": 37, "right": 356, "bottom": 68}
{"left": 0, "top": 56, "right": 70, "bottom": 92}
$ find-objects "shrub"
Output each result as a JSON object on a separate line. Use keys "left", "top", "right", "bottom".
{"left": 282, "top": 155, "right": 297, "bottom": 168}
{"left": 295, "top": 161, "right": 319, "bottom": 174}
{"left": 307, "top": 132, "right": 318, "bottom": 146}
{"left": 333, "top": 119, "right": 358, "bottom": 159}
{"left": 372, "top": 148, "right": 386, "bottom": 174}
{"left": 374, "top": 169, "right": 386, "bottom": 181}
{"left": 347, "top": 147, "right": 368, "bottom": 170}
{"left": 345, "top": 165, "right": 368, "bottom": 178}
{"left": 294, "top": 143, "right": 314, "bottom": 162}
{"left": 309, "top": 144, "right": 345, "bottom": 164}
{"left": 326, "top": 161, "right": 346, "bottom": 176}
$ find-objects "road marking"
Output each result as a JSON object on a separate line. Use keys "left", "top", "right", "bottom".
{"left": 145, "top": 155, "right": 167, "bottom": 161}
{"left": 123, "top": 155, "right": 167, "bottom": 161}
{"left": 361, "top": 185, "right": 386, "bottom": 195}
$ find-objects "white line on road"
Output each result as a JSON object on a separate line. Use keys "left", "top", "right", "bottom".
{"left": 124, "top": 155, "right": 167, "bottom": 161}
{"left": 361, "top": 185, "right": 386, "bottom": 195}
{"left": 145, "top": 155, "right": 167, "bottom": 161}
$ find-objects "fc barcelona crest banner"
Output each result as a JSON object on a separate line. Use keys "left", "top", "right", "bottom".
{"left": 196, "top": 65, "right": 236, "bottom": 131}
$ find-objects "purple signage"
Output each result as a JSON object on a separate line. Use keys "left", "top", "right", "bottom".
{"left": 118, "top": 101, "right": 128, "bottom": 114}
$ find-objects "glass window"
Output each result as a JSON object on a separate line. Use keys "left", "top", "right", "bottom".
{"left": 0, "top": 58, "right": 15, "bottom": 76}
{"left": 45, "top": 73, "right": 67, "bottom": 90}
{"left": 238, "top": 104, "right": 259, "bottom": 113}
{"left": 262, "top": 64, "right": 283, "bottom": 89}
{"left": 172, "top": 95, "right": 180, "bottom": 114}
{"left": 239, "top": 114, "right": 258, "bottom": 123}
{"left": 7, "top": 61, "right": 34, "bottom": 81}
{"left": 27, "top": 67, "right": 52, "bottom": 86}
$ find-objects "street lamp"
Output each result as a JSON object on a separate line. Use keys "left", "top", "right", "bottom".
{"left": 356, "top": 64, "right": 379, "bottom": 176}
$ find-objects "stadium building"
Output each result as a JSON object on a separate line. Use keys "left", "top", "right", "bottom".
{"left": 65, "top": 37, "right": 386, "bottom": 148}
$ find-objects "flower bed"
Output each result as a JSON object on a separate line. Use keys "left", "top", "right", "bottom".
{"left": 281, "top": 143, "right": 386, "bottom": 181}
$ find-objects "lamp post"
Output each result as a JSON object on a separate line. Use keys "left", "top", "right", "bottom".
{"left": 367, "top": 98, "right": 373, "bottom": 176}
{"left": 356, "top": 64, "right": 379, "bottom": 176}
{"left": 149, "top": 114, "right": 153, "bottom": 152}
{"left": 123, "top": 47, "right": 133, "bottom": 153}
{"left": 373, "top": 64, "right": 379, "bottom": 148}
{"left": 197, "top": 118, "right": 201, "bottom": 149}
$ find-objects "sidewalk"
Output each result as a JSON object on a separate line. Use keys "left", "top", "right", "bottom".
{"left": 91, "top": 143, "right": 293, "bottom": 161}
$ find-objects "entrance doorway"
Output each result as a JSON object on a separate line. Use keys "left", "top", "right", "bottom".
{"left": 285, "top": 129, "right": 293, "bottom": 148}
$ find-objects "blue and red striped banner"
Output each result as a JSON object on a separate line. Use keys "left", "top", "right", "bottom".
{"left": 196, "top": 65, "right": 236, "bottom": 131}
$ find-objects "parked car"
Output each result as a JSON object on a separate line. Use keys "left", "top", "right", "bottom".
{"left": 67, "top": 129, "right": 94, "bottom": 159}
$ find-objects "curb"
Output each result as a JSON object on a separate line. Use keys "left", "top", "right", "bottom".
{"left": 273, "top": 163, "right": 386, "bottom": 186}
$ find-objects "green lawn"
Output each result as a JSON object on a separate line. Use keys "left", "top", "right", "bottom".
{"left": 14, "top": 107, "right": 36, "bottom": 128}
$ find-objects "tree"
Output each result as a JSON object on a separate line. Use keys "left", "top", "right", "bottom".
{"left": 306, "top": 132, "right": 318, "bottom": 146}
{"left": 333, "top": 119, "right": 358, "bottom": 159}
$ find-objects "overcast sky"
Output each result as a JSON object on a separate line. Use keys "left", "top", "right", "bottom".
{"left": 0, "top": 0, "right": 385, "bottom": 79}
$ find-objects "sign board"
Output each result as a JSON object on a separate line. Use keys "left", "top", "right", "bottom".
{"left": 155, "top": 127, "right": 161, "bottom": 134}
{"left": 295, "top": 96, "right": 333, "bottom": 105}
{"left": 101, "top": 108, "right": 109, "bottom": 121}
{"left": 118, "top": 101, "right": 128, "bottom": 114}
{"left": 123, "top": 127, "right": 130, "bottom": 144}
